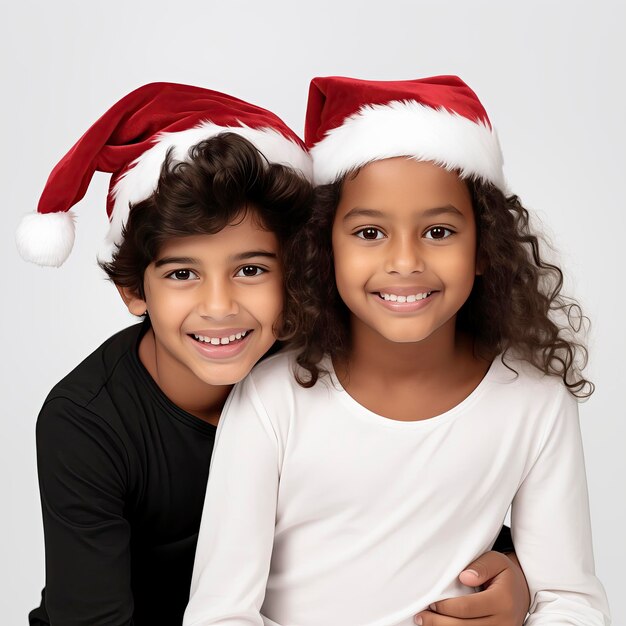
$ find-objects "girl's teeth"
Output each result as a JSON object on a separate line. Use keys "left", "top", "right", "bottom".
{"left": 380, "top": 291, "right": 432, "bottom": 302}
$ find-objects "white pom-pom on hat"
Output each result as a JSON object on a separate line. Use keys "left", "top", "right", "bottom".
{"left": 16, "top": 211, "right": 76, "bottom": 268}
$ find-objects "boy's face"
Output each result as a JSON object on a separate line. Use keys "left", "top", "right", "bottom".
{"left": 331, "top": 158, "right": 478, "bottom": 346}
{"left": 127, "top": 210, "right": 283, "bottom": 387}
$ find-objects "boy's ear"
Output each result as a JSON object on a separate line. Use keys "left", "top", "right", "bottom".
{"left": 116, "top": 285, "right": 147, "bottom": 316}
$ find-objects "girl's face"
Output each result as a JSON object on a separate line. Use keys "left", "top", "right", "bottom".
{"left": 331, "top": 158, "right": 478, "bottom": 346}
{"left": 124, "top": 210, "right": 283, "bottom": 387}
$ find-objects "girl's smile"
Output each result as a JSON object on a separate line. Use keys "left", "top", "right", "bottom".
{"left": 373, "top": 287, "right": 437, "bottom": 312}
{"left": 332, "top": 157, "right": 479, "bottom": 347}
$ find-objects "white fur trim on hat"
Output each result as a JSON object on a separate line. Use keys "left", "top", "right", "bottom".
{"left": 311, "top": 100, "right": 505, "bottom": 189}
{"left": 16, "top": 210, "right": 76, "bottom": 267}
{"left": 108, "top": 123, "right": 312, "bottom": 246}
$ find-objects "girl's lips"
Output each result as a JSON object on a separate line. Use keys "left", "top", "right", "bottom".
{"left": 187, "top": 330, "right": 254, "bottom": 360}
{"left": 372, "top": 290, "right": 437, "bottom": 313}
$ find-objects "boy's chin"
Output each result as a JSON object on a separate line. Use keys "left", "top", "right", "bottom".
{"left": 191, "top": 361, "right": 257, "bottom": 387}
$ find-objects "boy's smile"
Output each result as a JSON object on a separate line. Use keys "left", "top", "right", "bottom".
{"left": 332, "top": 158, "right": 478, "bottom": 347}
{"left": 121, "top": 210, "right": 283, "bottom": 420}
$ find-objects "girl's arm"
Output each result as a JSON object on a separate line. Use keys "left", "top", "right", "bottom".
{"left": 510, "top": 385, "right": 610, "bottom": 625}
{"left": 34, "top": 397, "right": 133, "bottom": 625}
{"left": 184, "top": 379, "right": 280, "bottom": 626}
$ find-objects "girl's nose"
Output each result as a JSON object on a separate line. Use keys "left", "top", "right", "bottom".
{"left": 196, "top": 278, "right": 239, "bottom": 320}
{"left": 384, "top": 236, "right": 425, "bottom": 275}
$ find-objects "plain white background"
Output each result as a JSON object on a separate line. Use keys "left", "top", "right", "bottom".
{"left": 2, "top": 0, "right": 624, "bottom": 623}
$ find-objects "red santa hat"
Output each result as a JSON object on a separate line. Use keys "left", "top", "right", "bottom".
{"left": 17, "top": 82, "right": 312, "bottom": 267}
{"left": 304, "top": 75, "right": 505, "bottom": 189}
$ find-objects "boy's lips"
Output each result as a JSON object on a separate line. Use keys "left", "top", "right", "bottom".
{"left": 190, "top": 328, "right": 252, "bottom": 342}
{"left": 187, "top": 329, "right": 254, "bottom": 360}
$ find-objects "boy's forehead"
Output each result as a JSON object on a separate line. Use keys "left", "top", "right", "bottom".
{"left": 152, "top": 224, "right": 279, "bottom": 265}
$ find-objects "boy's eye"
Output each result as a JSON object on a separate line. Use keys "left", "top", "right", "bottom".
{"left": 167, "top": 269, "right": 199, "bottom": 281}
{"left": 235, "top": 265, "right": 265, "bottom": 278}
{"left": 355, "top": 227, "right": 384, "bottom": 240}
{"left": 424, "top": 226, "right": 454, "bottom": 240}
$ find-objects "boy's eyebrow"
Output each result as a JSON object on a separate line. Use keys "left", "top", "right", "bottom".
{"left": 232, "top": 250, "right": 277, "bottom": 261}
{"left": 154, "top": 256, "right": 199, "bottom": 267}
{"left": 343, "top": 205, "right": 465, "bottom": 221}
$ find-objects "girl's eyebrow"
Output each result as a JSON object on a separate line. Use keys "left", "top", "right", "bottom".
{"left": 342, "top": 207, "right": 385, "bottom": 221}
{"left": 420, "top": 205, "right": 465, "bottom": 219}
{"left": 343, "top": 205, "right": 465, "bottom": 221}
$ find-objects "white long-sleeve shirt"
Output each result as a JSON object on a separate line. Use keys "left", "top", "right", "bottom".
{"left": 184, "top": 352, "right": 610, "bottom": 626}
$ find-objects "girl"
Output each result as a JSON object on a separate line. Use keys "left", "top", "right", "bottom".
{"left": 184, "top": 76, "right": 611, "bottom": 625}
{"left": 20, "top": 82, "right": 526, "bottom": 625}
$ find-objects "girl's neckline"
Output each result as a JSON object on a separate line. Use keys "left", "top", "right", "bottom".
{"left": 324, "top": 354, "right": 501, "bottom": 429}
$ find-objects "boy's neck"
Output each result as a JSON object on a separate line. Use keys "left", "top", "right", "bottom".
{"left": 138, "top": 328, "right": 231, "bottom": 426}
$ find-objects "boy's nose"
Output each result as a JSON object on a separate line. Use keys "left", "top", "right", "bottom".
{"left": 196, "top": 279, "right": 239, "bottom": 319}
{"left": 384, "top": 236, "right": 425, "bottom": 275}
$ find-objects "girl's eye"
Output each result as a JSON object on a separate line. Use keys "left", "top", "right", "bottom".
{"left": 424, "top": 226, "right": 454, "bottom": 240}
{"left": 235, "top": 265, "right": 265, "bottom": 278}
{"left": 167, "top": 269, "right": 199, "bottom": 281}
{"left": 355, "top": 227, "right": 385, "bottom": 240}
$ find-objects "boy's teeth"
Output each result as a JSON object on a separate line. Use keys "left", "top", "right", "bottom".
{"left": 380, "top": 291, "right": 432, "bottom": 302}
{"left": 192, "top": 330, "right": 249, "bottom": 345}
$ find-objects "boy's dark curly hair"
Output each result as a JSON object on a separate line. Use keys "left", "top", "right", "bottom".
{"left": 283, "top": 173, "right": 593, "bottom": 398}
{"left": 100, "top": 132, "right": 313, "bottom": 337}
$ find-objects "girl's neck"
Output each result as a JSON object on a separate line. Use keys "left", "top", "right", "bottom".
{"left": 344, "top": 315, "right": 463, "bottom": 381}
{"left": 138, "top": 328, "right": 231, "bottom": 426}
{"left": 335, "top": 316, "right": 489, "bottom": 422}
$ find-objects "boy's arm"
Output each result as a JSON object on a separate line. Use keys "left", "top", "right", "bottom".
{"left": 35, "top": 397, "right": 133, "bottom": 625}
{"left": 416, "top": 550, "right": 530, "bottom": 625}
{"left": 510, "top": 386, "right": 610, "bottom": 625}
{"left": 184, "top": 379, "right": 279, "bottom": 626}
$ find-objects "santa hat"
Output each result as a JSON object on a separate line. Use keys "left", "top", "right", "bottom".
{"left": 17, "top": 82, "right": 312, "bottom": 267}
{"left": 304, "top": 75, "right": 504, "bottom": 189}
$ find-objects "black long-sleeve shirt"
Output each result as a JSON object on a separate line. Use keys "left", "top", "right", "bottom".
{"left": 30, "top": 322, "right": 217, "bottom": 625}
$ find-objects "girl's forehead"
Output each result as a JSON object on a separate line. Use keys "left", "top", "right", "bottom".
{"left": 338, "top": 158, "right": 472, "bottom": 216}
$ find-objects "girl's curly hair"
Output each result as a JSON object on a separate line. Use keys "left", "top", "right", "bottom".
{"left": 282, "top": 173, "right": 593, "bottom": 398}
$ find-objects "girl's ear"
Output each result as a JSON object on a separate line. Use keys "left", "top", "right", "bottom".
{"left": 116, "top": 285, "right": 148, "bottom": 316}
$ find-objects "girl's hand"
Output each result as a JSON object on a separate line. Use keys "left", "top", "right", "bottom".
{"left": 413, "top": 551, "right": 530, "bottom": 625}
